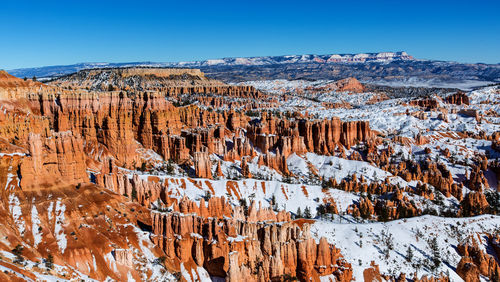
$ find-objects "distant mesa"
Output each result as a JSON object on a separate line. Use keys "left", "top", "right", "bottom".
{"left": 51, "top": 67, "right": 224, "bottom": 91}
{"left": 7, "top": 51, "right": 414, "bottom": 79}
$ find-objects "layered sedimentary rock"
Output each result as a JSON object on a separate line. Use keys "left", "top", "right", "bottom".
{"left": 51, "top": 67, "right": 224, "bottom": 91}
{"left": 310, "top": 77, "right": 365, "bottom": 93}
{"left": 247, "top": 112, "right": 372, "bottom": 156}
{"left": 456, "top": 236, "right": 500, "bottom": 282}
{"left": 445, "top": 91, "right": 470, "bottom": 105}
{"left": 151, "top": 197, "right": 352, "bottom": 281}
{"left": 0, "top": 70, "right": 44, "bottom": 100}
{"left": 458, "top": 191, "right": 490, "bottom": 217}
{"left": 409, "top": 98, "right": 438, "bottom": 109}
{"left": 20, "top": 132, "right": 88, "bottom": 190}
{"left": 0, "top": 133, "right": 166, "bottom": 281}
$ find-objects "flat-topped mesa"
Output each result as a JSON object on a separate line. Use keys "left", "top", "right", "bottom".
{"left": 88, "top": 67, "right": 206, "bottom": 78}
{"left": 162, "top": 84, "right": 266, "bottom": 99}
{"left": 151, "top": 197, "right": 352, "bottom": 281}
{"left": 50, "top": 67, "right": 225, "bottom": 91}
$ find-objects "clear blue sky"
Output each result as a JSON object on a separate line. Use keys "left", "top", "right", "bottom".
{"left": 2, "top": 0, "right": 499, "bottom": 69}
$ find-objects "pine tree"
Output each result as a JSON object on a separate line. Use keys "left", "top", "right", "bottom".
{"left": 296, "top": 207, "right": 302, "bottom": 218}
{"left": 304, "top": 207, "right": 312, "bottom": 219}
{"left": 271, "top": 195, "right": 278, "bottom": 211}
{"left": 406, "top": 245, "right": 413, "bottom": 262}
{"left": 203, "top": 190, "right": 211, "bottom": 201}
{"left": 428, "top": 236, "right": 441, "bottom": 270}
{"left": 131, "top": 186, "right": 137, "bottom": 201}
{"left": 45, "top": 253, "right": 54, "bottom": 270}
{"left": 12, "top": 244, "right": 24, "bottom": 264}
{"left": 239, "top": 198, "right": 248, "bottom": 216}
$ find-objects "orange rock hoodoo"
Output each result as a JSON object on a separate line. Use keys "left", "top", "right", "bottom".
{"left": 456, "top": 236, "right": 500, "bottom": 282}
{"left": 151, "top": 197, "right": 353, "bottom": 281}
{"left": 445, "top": 91, "right": 470, "bottom": 105}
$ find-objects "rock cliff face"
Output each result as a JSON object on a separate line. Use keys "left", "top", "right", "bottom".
{"left": 0, "top": 70, "right": 44, "bottom": 100}
{"left": 445, "top": 91, "right": 470, "bottom": 105}
{"left": 247, "top": 112, "right": 372, "bottom": 156}
{"left": 151, "top": 197, "right": 352, "bottom": 281}
{"left": 24, "top": 78, "right": 371, "bottom": 178}
{"left": 20, "top": 132, "right": 88, "bottom": 190}
{"left": 456, "top": 236, "right": 500, "bottom": 282}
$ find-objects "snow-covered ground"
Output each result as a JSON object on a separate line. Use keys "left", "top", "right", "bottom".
{"left": 311, "top": 214, "right": 500, "bottom": 280}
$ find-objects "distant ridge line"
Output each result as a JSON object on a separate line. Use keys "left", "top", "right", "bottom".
{"left": 7, "top": 51, "right": 413, "bottom": 79}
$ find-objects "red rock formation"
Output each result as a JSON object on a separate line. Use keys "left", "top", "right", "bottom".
{"left": 409, "top": 98, "right": 438, "bottom": 109}
{"left": 194, "top": 150, "right": 213, "bottom": 179}
{"left": 332, "top": 77, "right": 365, "bottom": 93}
{"left": 456, "top": 237, "right": 500, "bottom": 281}
{"left": 151, "top": 197, "right": 352, "bottom": 281}
{"left": 19, "top": 132, "right": 88, "bottom": 190}
{"left": 445, "top": 91, "right": 470, "bottom": 105}
{"left": 458, "top": 191, "right": 490, "bottom": 217}
{"left": 363, "top": 261, "right": 382, "bottom": 282}
{"left": 240, "top": 157, "right": 252, "bottom": 178}
{"left": 466, "top": 165, "right": 489, "bottom": 191}
{"left": 0, "top": 70, "right": 44, "bottom": 100}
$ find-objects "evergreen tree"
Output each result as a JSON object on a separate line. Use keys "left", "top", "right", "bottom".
{"left": 202, "top": 190, "right": 211, "bottom": 201}
{"left": 45, "top": 253, "right": 54, "bottom": 270}
{"left": 131, "top": 186, "right": 138, "bottom": 201}
{"left": 239, "top": 198, "right": 248, "bottom": 216}
{"left": 406, "top": 245, "right": 413, "bottom": 262}
{"left": 12, "top": 244, "right": 24, "bottom": 264}
{"left": 304, "top": 207, "right": 312, "bottom": 219}
{"left": 296, "top": 207, "right": 302, "bottom": 218}
{"left": 428, "top": 236, "right": 441, "bottom": 270}
{"left": 271, "top": 195, "right": 278, "bottom": 211}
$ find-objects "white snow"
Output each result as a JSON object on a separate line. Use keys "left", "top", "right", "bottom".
{"left": 311, "top": 214, "right": 500, "bottom": 280}
{"left": 8, "top": 194, "right": 25, "bottom": 236}
{"left": 54, "top": 200, "right": 67, "bottom": 253}
{"left": 31, "top": 204, "right": 42, "bottom": 247}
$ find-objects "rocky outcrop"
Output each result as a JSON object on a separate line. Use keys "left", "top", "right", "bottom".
{"left": 458, "top": 191, "right": 490, "bottom": 217}
{"left": 19, "top": 132, "right": 88, "bottom": 190}
{"left": 0, "top": 70, "right": 44, "bottom": 100}
{"left": 51, "top": 67, "right": 225, "bottom": 91}
{"left": 456, "top": 237, "right": 500, "bottom": 282}
{"left": 247, "top": 113, "right": 372, "bottom": 156}
{"left": 194, "top": 150, "right": 213, "bottom": 179}
{"left": 409, "top": 98, "right": 438, "bottom": 109}
{"left": 151, "top": 197, "right": 352, "bottom": 281}
{"left": 445, "top": 91, "right": 470, "bottom": 105}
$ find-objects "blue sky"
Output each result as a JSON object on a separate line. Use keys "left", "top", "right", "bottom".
{"left": 1, "top": 0, "right": 499, "bottom": 69}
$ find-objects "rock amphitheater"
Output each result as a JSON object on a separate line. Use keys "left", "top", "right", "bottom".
{"left": 0, "top": 67, "right": 498, "bottom": 281}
